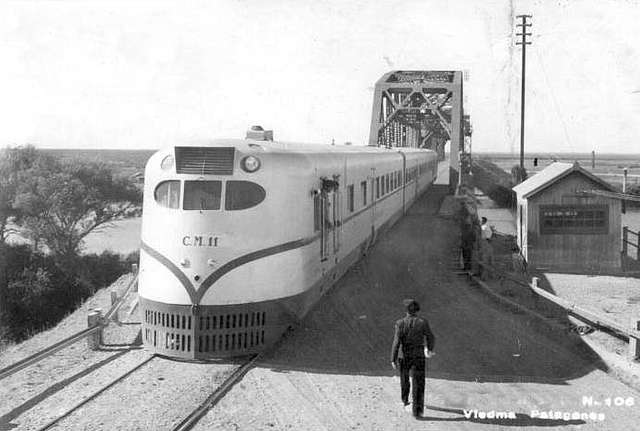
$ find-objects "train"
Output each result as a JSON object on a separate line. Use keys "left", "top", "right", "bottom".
{"left": 139, "top": 127, "right": 439, "bottom": 359}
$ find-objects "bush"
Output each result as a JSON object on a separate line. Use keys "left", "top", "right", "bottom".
{"left": 77, "top": 251, "right": 130, "bottom": 294}
{"left": 471, "top": 159, "right": 517, "bottom": 208}
{"left": 1, "top": 245, "right": 133, "bottom": 342}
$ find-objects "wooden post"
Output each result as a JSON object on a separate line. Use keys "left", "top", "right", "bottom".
{"left": 531, "top": 277, "right": 539, "bottom": 298}
{"left": 87, "top": 309, "right": 103, "bottom": 350}
{"left": 628, "top": 320, "right": 640, "bottom": 361}
{"left": 623, "top": 227, "right": 628, "bottom": 257}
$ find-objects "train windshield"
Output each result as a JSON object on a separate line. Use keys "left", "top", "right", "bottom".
{"left": 183, "top": 181, "right": 222, "bottom": 210}
{"left": 154, "top": 180, "right": 180, "bottom": 209}
{"left": 225, "top": 181, "right": 266, "bottom": 210}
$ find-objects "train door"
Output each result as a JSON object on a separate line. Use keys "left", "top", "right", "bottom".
{"left": 318, "top": 187, "right": 340, "bottom": 261}
{"left": 331, "top": 189, "right": 341, "bottom": 254}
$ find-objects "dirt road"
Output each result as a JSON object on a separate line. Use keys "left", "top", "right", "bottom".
{"left": 196, "top": 187, "right": 640, "bottom": 431}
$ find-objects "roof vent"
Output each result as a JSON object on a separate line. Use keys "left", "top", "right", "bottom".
{"left": 246, "top": 125, "right": 273, "bottom": 141}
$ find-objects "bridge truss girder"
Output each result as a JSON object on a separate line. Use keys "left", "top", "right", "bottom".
{"left": 368, "top": 71, "right": 464, "bottom": 187}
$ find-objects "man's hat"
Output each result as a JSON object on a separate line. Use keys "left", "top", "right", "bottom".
{"left": 403, "top": 299, "right": 420, "bottom": 312}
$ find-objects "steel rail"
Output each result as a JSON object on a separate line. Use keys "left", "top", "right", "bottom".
{"left": 172, "top": 354, "right": 260, "bottom": 431}
{"left": 0, "top": 325, "right": 103, "bottom": 380}
{"left": 35, "top": 354, "right": 156, "bottom": 431}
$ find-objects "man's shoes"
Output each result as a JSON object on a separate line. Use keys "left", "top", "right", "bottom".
{"left": 413, "top": 411, "right": 424, "bottom": 419}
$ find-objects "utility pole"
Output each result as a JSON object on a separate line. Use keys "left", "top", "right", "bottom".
{"left": 516, "top": 14, "right": 532, "bottom": 171}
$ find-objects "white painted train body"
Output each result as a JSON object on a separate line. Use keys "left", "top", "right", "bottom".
{"left": 139, "top": 134, "right": 438, "bottom": 359}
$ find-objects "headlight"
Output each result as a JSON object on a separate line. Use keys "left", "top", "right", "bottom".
{"left": 241, "top": 155, "right": 261, "bottom": 173}
{"left": 161, "top": 155, "right": 175, "bottom": 171}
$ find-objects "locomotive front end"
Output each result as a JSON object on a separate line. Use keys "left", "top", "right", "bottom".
{"left": 138, "top": 138, "right": 310, "bottom": 359}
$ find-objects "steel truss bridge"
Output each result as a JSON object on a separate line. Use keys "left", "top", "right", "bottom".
{"left": 368, "top": 70, "right": 471, "bottom": 188}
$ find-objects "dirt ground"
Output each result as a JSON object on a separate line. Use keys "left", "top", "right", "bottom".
{"left": 193, "top": 188, "right": 640, "bottom": 431}
{"left": 3, "top": 186, "right": 640, "bottom": 430}
{"left": 542, "top": 273, "right": 640, "bottom": 330}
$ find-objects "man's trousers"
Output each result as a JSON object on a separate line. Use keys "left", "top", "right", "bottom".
{"left": 399, "top": 356, "right": 426, "bottom": 416}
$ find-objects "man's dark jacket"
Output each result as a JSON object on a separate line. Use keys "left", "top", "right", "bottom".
{"left": 390, "top": 314, "right": 435, "bottom": 362}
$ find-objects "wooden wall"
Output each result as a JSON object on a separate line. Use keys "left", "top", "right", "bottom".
{"left": 526, "top": 172, "right": 621, "bottom": 272}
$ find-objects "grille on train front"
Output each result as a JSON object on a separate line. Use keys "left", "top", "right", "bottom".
{"left": 175, "top": 146, "right": 235, "bottom": 175}
{"left": 140, "top": 299, "right": 281, "bottom": 359}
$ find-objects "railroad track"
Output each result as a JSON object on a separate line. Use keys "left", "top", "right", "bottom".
{"left": 21, "top": 352, "right": 259, "bottom": 431}
{"left": 35, "top": 353, "right": 157, "bottom": 431}
{"left": 171, "top": 354, "right": 260, "bottom": 431}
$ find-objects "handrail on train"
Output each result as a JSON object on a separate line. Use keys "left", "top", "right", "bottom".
{"left": 0, "top": 270, "right": 138, "bottom": 381}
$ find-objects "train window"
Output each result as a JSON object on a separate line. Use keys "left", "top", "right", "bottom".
{"left": 184, "top": 181, "right": 222, "bottom": 210}
{"left": 225, "top": 181, "right": 266, "bottom": 210}
{"left": 347, "top": 185, "right": 354, "bottom": 212}
{"left": 361, "top": 181, "right": 367, "bottom": 206}
{"left": 154, "top": 181, "right": 181, "bottom": 209}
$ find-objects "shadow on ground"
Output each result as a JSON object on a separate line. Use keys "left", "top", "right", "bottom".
{"left": 259, "top": 186, "right": 609, "bottom": 385}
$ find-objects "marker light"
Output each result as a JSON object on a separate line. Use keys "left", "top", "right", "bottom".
{"left": 161, "top": 155, "right": 175, "bottom": 171}
{"left": 241, "top": 155, "right": 261, "bottom": 173}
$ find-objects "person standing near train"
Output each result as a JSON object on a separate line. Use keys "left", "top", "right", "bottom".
{"left": 480, "top": 216, "right": 494, "bottom": 279}
{"left": 390, "top": 299, "right": 436, "bottom": 418}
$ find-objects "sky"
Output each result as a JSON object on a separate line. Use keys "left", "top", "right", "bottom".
{"left": 0, "top": 0, "right": 639, "bottom": 153}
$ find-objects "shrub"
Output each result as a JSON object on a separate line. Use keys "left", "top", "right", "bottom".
{"left": 1, "top": 245, "right": 133, "bottom": 342}
{"left": 471, "top": 159, "right": 517, "bottom": 208}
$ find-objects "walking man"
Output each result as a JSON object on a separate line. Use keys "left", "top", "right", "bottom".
{"left": 390, "top": 299, "right": 435, "bottom": 418}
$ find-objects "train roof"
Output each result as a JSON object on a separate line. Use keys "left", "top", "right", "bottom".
{"left": 167, "top": 139, "right": 433, "bottom": 156}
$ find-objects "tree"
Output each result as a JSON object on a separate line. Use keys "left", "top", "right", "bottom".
{"left": 0, "top": 146, "right": 44, "bottom": 243}
{"left": 13, "top": 157, "right": 142, "bottom": 262}
{"left": 0, "top": 145, "right": 46, "bottom": 321}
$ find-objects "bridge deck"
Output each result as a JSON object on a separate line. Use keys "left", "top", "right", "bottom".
{"left": 198, "top": 187, "right": 640, "bottom": 430}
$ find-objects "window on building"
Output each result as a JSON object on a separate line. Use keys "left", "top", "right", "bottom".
{"left": 376, "top": 177, "right": 380, "bottom": 199}
{"left": 347, "top": 184, "right": 354, "bottom": 212}
{"left": 183, "top": 181, "right": 222, "bottom": 210}
{"left": 539, "top": 204, "right": 608, "bottom": 234}
{"left": 154, "top": 180, "right": 180, "bottom": 209}
{"left": 361, "top": 181, "right": 367, "bottom": 206}
{"left": 225, "top": 180, "right": 266, "bottom": 210}
{"left": 386, "top": 174, "right": 390, "bottom": 193}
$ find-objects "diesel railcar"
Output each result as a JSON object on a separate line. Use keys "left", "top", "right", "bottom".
{"left": 139, "top": 129, "right": 438, "bottom": 359}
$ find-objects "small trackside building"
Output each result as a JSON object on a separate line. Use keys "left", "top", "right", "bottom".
{"left": 513, "top": 162, "right": 621, "bottom": 273}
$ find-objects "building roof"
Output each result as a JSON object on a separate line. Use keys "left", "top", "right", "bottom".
{"left": 512, "top": 161, "right": 617, "bottom": 199}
